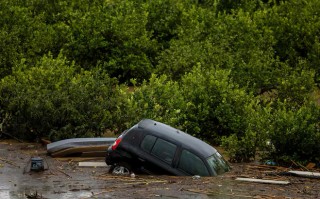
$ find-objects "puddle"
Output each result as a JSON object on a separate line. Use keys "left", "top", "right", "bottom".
{"left": 52, "top": 191, "right": 95, "bottom": 199}
{"left": 0, "top": 191, "right": 10, "bottom": 199}
{"left": 0, "top": 190, "right": 102, "bottom": 199}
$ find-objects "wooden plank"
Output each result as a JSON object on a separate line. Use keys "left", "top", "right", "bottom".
{"left": 288, "top": 170, "right": 320, "bottom": 178}
{"left": 235, "top": 178, "right": 290, "bottom": 185}
{"left": 78, "top": 162, "right": 108, "bottom": 167}
{"left": 54, "top": 157, "right": 105, "bottom": 162}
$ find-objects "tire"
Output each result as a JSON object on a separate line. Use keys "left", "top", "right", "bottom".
{"left": 109, "top": 162, "right": 131, "bottom": 175}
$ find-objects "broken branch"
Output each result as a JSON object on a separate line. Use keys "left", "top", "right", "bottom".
{"left": 0, "top": 157, "right": 20, "bottom": 168}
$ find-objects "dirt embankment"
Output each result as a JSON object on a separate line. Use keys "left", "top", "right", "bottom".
{"left": 0, "top": 140, "right": 319, "bottom": 199}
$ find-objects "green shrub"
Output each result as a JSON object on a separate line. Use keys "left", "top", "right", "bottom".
{"left": 263, "top": 0, "right": 320, "bottom": 85}
{"left": 0, "top": 1, "right": 61, "bottom": 78}
{"left": 62, "top": 0, "right": 156, "bottom": 83}
{"left": 276, "top": 65, "right": 316, "bottom": 107}
{"left": 125, "top": 66, "right": 255, "bottom": 146}
{"left": 124, "top": 74, "right": 186, "bottom": 129}
{"left": 267, "top": 101, "right": 320, "bottom": 163}
{"left": 222, "top": 99, "right": 320, "bottom": 163}
{"left": 180, "top": 65, "right": 254, "bottom": 143}
{"left": 157, "top": 7, "right": 278, "bottom": 94}
{"left": 221, "top": 102, "right": 272, "bottom": 162}
{"left": 0, "top": 53, "right": 125, "bottom": 141}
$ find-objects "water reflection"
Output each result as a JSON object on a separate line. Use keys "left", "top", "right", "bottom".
{"left": 3, "top": 190, "right": 109, "bottom": 199}
{"left": 0, "top": 191, "right": 10, "bottom": 199}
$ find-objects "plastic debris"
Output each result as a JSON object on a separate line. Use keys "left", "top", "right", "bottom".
{"left": 192, "top": 175, "right": 201, "bottom": 180}
{"left": 265, "top": 160, "right": 276, "bottom": 166}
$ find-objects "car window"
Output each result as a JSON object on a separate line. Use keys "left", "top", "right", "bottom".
{"left": 140, "top": 135, "right": 157, "bottom": 152}
{"left": 207, "top": 152, "right": 230, "bottom": 175}
{"left": 151, "top": 138, "right": 177, "bottom": 164}
{"left": 178, "top": 150, "right": 209, "bottom": 176}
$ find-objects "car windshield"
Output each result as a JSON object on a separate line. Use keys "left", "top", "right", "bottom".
{"left": 207, "top": 152, "right": 230, "bottom": 175}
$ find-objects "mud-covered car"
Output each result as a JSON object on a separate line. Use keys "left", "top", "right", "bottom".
{"left": 106, "top": 119, "right": 230, "bottom": 176}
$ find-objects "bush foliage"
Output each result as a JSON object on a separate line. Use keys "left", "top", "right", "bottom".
{"left": 0, "top": 0, "right": 319, "bottom": 163}
{"left": 0, "top": 53, "right": 126, "bottom": 141}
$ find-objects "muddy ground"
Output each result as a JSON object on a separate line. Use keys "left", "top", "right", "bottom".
{"left": 0, "top": 140, "right": 319, "bottom": 199}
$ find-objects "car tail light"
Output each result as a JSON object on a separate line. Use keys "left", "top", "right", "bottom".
{"left": 111, "top": 136, "right": 122, "bottom": 150}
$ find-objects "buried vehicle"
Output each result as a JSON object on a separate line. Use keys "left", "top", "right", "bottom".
{"left": 106, "top": 119, "right": 230, "bottom": 176}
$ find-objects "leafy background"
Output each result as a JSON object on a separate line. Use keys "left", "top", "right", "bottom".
{"left": 0, "top": 0, "right": 319, "bottom": 164}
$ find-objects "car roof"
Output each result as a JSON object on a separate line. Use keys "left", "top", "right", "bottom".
{"left": 136, "top": 119, "right": 217, "bottom": 158}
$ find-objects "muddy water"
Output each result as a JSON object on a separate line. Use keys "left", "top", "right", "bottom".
{"left": 0, "top": 161, "right": 112, "bottom": 198}
{"left": 0, "top": 142, "right": 211, "bottom": 199}
{"left": 1, "top": 141, "right": 320, "bottom": 199}
{"left": 0, "top": 163, "right": 112, "bottom": 199}
{"left": 0, "top": 142, "right": 108, "bottom": 199}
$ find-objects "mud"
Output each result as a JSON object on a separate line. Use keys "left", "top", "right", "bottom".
{"left": 0, "top": 140, "right": 319, "bottom": 199}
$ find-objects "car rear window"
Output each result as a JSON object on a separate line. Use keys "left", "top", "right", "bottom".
{"left": 178, "top": 150, "right": 209, "bottom": 176}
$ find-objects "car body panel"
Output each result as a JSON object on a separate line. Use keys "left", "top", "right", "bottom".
{"left": 106, "top": 119, "right": 230, "bottom": 176}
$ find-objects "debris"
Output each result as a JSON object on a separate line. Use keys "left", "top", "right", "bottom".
{"left": 30, "top": 157, "right": 45, "bottom": 171}
{"left": 185, "top": 188, "right": 208, "bottom": 194}
{"left": 55, "top": 168, "right": 72, "bottom": 178}
{"left": 130, "top": 173, "right": 136, "bottom": 178}
{"left": 291, "top": 160, "right": 309, "bottom": 171}
{"left": 0, "top": 157, "right": 20, "bottom": 168}
{"left": 265, "top": 160, "right": 276, "bottom": 166}
{"left": 23, "top": 157, "right": 49, "bottom": 173}
{"left": 78, "top": 162, "right": 107, "bottom": 167}
{"left": 192, "top": 175, "right": 201, "bottom": 180}
{"left": 235, "top": 178, "right": 290, "bottom": 185}
{"left": 47, "top": 138, "right": 115, "bottom": 157}
{"left": 264, "top": 171, "right": 291, "bottom": 177}
{"left": 246, "top": 164, "right": 288, "bottom": 170}
{"left": 47, "top": 138, "right": 116, "bottom": 154}
{"left": 25, "top": 191, "right": 46, "bottom": 199}
{"left": 288, "top": 170, "right": 320, "bottom": 179}
{"left": 40, "top": 138, "right": 51, "bottom": 145}
{"left": 96, "top": 174, "right": 168, "bottom": 184}
{"left": 306, "top": 162, "right": 316, "bottom": 169}
{"left": 54, "top": 157, "right": 104, "bottom": 162}
{"left": 83, "top": 191, "right": 110, "bottom": 199}
{"left": 0, "top": 131, "right": 23, "bottom": 143}
{"left": 210, "top": 192, "right": 290, "bottom": 199}
{"left": 50, "top": 146, "right": 108, "bottom": 157}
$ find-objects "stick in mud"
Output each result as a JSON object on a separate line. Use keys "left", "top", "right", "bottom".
{"left": 0, "top": 157, "right": 20, "bottom": 168}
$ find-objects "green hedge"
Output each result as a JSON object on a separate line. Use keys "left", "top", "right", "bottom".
{"left": 0, "top": 0, "right": 319, "bottom": 163}
{"left": 0, "top": 53, "right": 126, "bottom": 141}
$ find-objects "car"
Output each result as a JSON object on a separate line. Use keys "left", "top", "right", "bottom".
{"left": 106, "top": 119, "right": 230, "bottom": 176}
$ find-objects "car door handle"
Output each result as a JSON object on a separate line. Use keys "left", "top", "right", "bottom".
{"left": 138, "top": 157, "right": 146, "bottom": 162}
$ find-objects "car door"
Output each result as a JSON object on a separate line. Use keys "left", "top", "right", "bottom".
{"left": 138, "top": 134, "right": 181, "bottom": 175}
{"left": 176, "top": 149, "right": 210, "bottom": 176}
